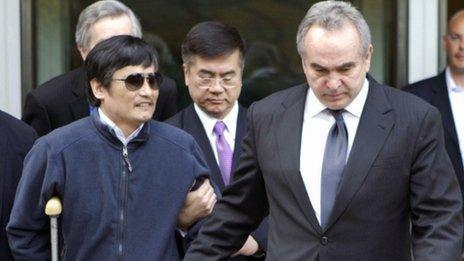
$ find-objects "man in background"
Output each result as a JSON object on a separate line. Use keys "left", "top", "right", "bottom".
{"left": 0, "top": 110, "right": 37, "bottom": 261}
{"left": 23, "top": 0, "right": 178, "bottom": 137}
{"left": 404, "top": 10, "right": 464, "bottom": 235}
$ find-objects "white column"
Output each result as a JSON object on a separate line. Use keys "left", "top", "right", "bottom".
{"left": 0, "top": 0, "right": 22, "bottom": 118}
{"left": 408, "top": 0, "right": 440, "bottom": 84}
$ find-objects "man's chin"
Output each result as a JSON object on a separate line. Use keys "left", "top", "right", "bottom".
{"left": 451, "top": 65, "right": 464, "bottom": 74}
{"left": 138, "top": 112, "right": 155, "bottom": 122}
{"left": 324, "top": 100, "right": 349, "bottom": 110}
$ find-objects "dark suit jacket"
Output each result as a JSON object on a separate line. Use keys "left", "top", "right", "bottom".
{"left": 185, "top": 77, "right": 463, "bottom": 260}
{"left": 0, "top": 110, "right": 37, "bottom": 261}
{"left": 166, "top": 104, "right": 268, "bottom": 260}
{"left": 22, "top": 66, "right": 178, "bottom": 136}
{"left": 404, "top": 71, "right": 464, "bottom": 201}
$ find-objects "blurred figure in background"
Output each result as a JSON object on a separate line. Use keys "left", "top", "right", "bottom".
{"left": 0, "top": 110, "right": 36, "bottom": 261}
{"left": 404, "top": 9, "right": 464, "bottom": 252}
{"left": 22, "top": 0, "right": 178, "bottom": 137}
{"left": 240, "top": 41, "right": 292, "bottom": 107}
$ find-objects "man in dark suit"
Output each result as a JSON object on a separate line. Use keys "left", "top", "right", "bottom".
{"left": 23, "top": 0, "right": 177, "bottom": 137}
{"left": 166, "top": 21, "right": 267, "bottom": 259}
{"left": 185, "top": 1, "right": 463, "bottom": 260}
{"left": 404, "top": 10, "right": 464, "bottom": 233}
{"left": 0, "top": 110, "right": 37, "bottom": 261}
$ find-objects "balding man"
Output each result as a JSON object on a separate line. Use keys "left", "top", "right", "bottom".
{"left": 405, "top": 9, "right": 464, "bottom": 237}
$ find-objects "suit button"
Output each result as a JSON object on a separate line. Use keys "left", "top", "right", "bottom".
{"left": 320, "top": 236, "right": 329, "bottom": 245}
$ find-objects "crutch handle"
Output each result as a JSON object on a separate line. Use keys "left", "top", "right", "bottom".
{"left": 45, "top": 197, "right": 62, "bottom": 216}
{"left": 45, "top": 197, "right": 62, "bottom": 261}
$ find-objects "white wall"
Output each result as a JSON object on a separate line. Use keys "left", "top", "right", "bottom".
{"left": 408, "top": 0, "right": 440, "bottom": 84}
{"left": 0, "top": 0, "right": 22, "bottom": 118}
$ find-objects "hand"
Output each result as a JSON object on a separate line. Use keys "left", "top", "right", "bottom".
{"left": 232, "top": 235, "right": 259, "bottom": 257}
{"left": 177, "top": 179, "right": 217, "bottom": 230}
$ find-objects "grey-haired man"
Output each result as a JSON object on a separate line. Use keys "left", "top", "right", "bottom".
{"left": 22, "top": 0, "right": 177, "bottom": 137}
{"left": 185, "top": 1, "right": 463, "bottom": 260}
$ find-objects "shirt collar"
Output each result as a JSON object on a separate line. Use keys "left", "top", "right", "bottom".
{"left": 194, "top": 102, "right": 239, "bottom": 138}
{"left": 306, "top": 78, "right": 369, "bottom": 118}
{"left": 446, "top": 67, "right": 464, "bottom": 93}
{"left": 98, "top": 108, "right": 144, "bottom": 146}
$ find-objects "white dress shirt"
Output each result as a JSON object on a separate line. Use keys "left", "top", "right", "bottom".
{"left": 446, "top": 68, "right": 464, "bottom": 168}
{"left": 194, "top": 102, "right": 238, "bottom": 164}
{"left": 98, "top": 108, "right": 144, "bottom": 146}
{"left": 300, "top": 79, "right": 369, "bottom": 225}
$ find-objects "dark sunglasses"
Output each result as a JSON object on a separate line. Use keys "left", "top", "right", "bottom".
{"left": 113, "top": 72, "right": 163, "bottom": 91}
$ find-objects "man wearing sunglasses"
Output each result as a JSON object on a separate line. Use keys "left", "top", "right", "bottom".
{"left": 18, "top": 0, "right": 215, "bottom": 254}
{"left": 166, "top": 21, "right": 267, "bottom": 260}
{"left": 7, "top": 35, "right": 216, "bottom": 260}
{"left": 22, "top": 0, "right": 178, "bottom": 137}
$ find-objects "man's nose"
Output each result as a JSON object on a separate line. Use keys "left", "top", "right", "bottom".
{"left": 326, "top": 75, "right": 341, "bottom": 90}
{"left": 139, "top": 78, "right": 155, "bottom": 96}
{"left": 209, "top": 78, "right": 224, "bottom": 93}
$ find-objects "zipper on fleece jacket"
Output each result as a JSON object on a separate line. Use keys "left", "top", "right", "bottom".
{"left": 118, "top": 146, "right": 132, "bottom": 261}
{"left": 122, "top": 146, "right": 132, "bottom": 173}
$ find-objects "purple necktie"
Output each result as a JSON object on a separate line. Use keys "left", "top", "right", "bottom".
{"left": 213, "top": 121, "right": 233, "bottom": 185}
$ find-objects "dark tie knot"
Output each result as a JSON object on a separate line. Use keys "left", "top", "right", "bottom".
{"left": 213, "top": 121, "right": 227, "bottom": 135}
{"left": 328, "top": 109, "right": 345, "bottom": 122}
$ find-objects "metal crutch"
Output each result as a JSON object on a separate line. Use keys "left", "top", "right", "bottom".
{"left": 45, "top": 197, "right": 62, "bottom": 261}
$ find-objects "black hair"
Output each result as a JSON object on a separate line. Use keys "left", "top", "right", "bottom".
{"left": 181, "top": 21, "right": 246, "bottom": 66}
{"left": 85, "top": 35, "right": 158, "bottom": 106}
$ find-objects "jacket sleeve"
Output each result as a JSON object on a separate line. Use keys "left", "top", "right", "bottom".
{"left": 410, "top": 106, "right": 463, "bottom": 260}
{"left": 184, "top": 103, "right": 269, "bottom": 260}
{"left": 250, "top": 217, "right": 268, "bottom": 251}
{"left": 6, "top": 138, "right": 64, "bottom": 260}
{"left": 182, "top": 179, "right": 222, "bottom": 255}
{"left": 22, "top": 92, "right": 52, "bottom": 137}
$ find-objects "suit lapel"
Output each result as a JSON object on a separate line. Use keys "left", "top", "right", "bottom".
{"left": 231, "top": 105, "right": 247, "bottom": 173}
{"left": 183, "top": 105, "right": 226, "bottom": 189}
{"left": 275, "top": 84, "right": 323, "bottom": 234}
{"left": 325, "top": 78, "right": 394, "bottom": 230}
{"left": 70, "top": 67, "right": 90, "bottom": 120}
{"left": 430, "top": 72, "right": 460, "bottom": 149}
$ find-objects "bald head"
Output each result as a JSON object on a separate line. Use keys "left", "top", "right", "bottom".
{"left": 448, "top": 10, "right": 464, "bottom": 33}
{"left": 444, "top": 9, "right": 464, "bottom": 74}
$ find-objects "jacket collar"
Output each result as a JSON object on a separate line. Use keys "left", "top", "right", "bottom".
{"left": 90, "top": 109, "right": 150, "bottom": 149}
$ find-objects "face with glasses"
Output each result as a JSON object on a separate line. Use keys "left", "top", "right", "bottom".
{"left": 91, "top": 64, "right": 159, "bottom": 135}
{"left": 444, "top": 11, "right": 464, "bottom": 74}
{"left": 184, "top": 50, "right": 243, "bottom": 119}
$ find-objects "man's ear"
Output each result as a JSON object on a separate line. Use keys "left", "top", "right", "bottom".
{"left": 301, "top": 57, "right": 309, "bottom": 75}
{"left": 90, "top": 78, "right": 106, "bottom": 101}
{"left": 183, "top": 63, "right": 190, "bottom": 86}
{"left": 78, "top": 45, "right": 88, "bottom": 61}
{"left": 364, "top": 44, "right": 374, "bottom": 72}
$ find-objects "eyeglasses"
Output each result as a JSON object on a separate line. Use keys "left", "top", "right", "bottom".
{"left": 195, "top": 76, "right": 240, "bottom": 89}
{"left": 113, "top": 72, "right": 162, "bottom": 91}
{"left": 447, "top": 33, "right": 463, "bottom": 42}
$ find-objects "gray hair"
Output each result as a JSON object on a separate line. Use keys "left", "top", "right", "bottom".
{"left": 296, "top": 1, "right": 371, "bottom": 57}
{"left": 75, "top": 0, "right": 142, "bottom": 53}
